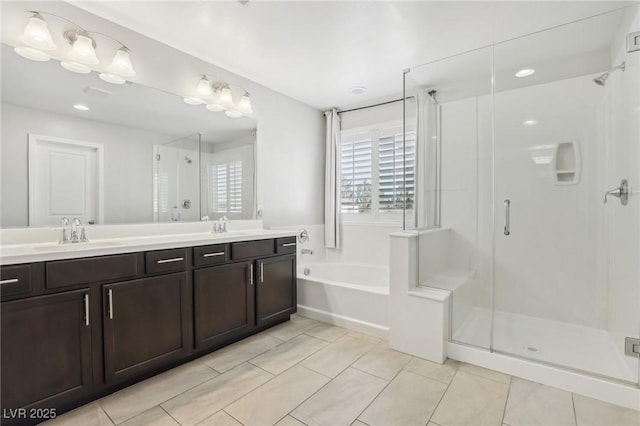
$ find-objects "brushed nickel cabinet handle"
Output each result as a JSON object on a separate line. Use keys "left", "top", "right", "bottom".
{"left": 0, "top": 278, "right": 19, "bottom": 285}
{"left": 156, "top": 257, "right": 184, "bottom": 264}
{"left": 84, "top": 294, "right": 90, "bottom": 326}
{"left": 260, "top": 263, "right": 264, "bottom": 283}
{"left": 249, "top": 264, "right": 254, "bottom": 286}
{"left": 282, "top": 242, "right": 296, "bottom": 247}
{"left": 108, "top": 289, "right": 114, "bottom": 320}
{"left": 203, "top": 252, "right": 225, "bottom": 258}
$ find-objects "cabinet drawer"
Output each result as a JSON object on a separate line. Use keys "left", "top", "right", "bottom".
{"left": 1, "top": 264, "right": 33, "bottom": 297}
{"left": 193, "top": 244, "right": 229, "bottom": 267}
{"left": 146, "top": 249, "right": 187, "bottom": 274}
{"left": 47, "top": 254, "right": 141, "bottom": 289}
{"left": 231, "top": 239, "right": 274, "bottom": 260}
{"left": 276, "top": 237, "right": 297, "bottom": 254}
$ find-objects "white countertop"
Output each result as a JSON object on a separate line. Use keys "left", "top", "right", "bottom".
{"left": 0, "top": 228, "right": 297, "bottom": 265}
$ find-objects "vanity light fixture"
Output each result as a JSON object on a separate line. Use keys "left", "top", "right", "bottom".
{"left": 73, "top": 104, "right": 89, "bottom": 111}
{"left": 184, "top": 75, "right": 254, "bottom": 118}
{"left": 515, "top": 68, "right": 535, "bottom": 78}
{"left": 14, "top": 11, "right": 136, "bottom": 84}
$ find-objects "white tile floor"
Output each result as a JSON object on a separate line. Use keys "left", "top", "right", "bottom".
{"left": 46, "top": 315, "right": 640, "bottom": 426}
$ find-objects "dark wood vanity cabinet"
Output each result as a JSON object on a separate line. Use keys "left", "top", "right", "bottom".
{"left": 103, "top": 273, "right": 189, "bottom": 384}
{"left": 0, "top": 236, "right": 296, "bottom": 424}
{"left": 1, "top": 289, "right": 93, "bottom": 414}
{"left": 194, "top": 261, "right": 255, "bottom": 350}
{"left": 256, "top": 254, "right": 297, "bottom": 327}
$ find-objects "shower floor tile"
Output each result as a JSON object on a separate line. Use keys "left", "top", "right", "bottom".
{"left": 453, "top": 307, "right": 637, "bottom": 383}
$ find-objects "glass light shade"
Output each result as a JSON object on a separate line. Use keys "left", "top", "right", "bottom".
{"left": 68, "top": 34, "right": 99, "bottom": 65}
{"left": 219, "top": 86, "right": 234, "bottom": 109}
{"left": 206, "top": 103, "right": 225, "bottom": 112}
{"left": 225, "top": 109, "right": 243, "bottom": 118}
{"left": 184, "top": 97, "right": 205, "bottom": 105}
{"left": 237, "top": 93, "right": 253, "bottom": 115}
{"left": 196, "top": 76, "right": 212, "bottom": 98}
{"left": 108, "top": 48, "right": 136, "bottom": 78}
{"left": 99, "top": 73, "right": 126, "bottom": 84}
{"left": 61, "top": 61, "right": 91, "bottom": 74}
{"left": 19, "top": 14, "right": 56, "bottom": 51}
{"left": 14, "top": 46, "right": 50, "bottom": 61}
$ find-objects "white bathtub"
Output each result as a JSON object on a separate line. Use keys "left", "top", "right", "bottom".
{"left": 296, "top": 262, "right": 389, "bottom": 339}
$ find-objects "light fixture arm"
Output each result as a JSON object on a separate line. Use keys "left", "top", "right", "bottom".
{"left": 84, "top": 30, "right": 130, "bottom": 51}
{"left": 28, "top": 10, "right": 131, "bottom": 51}
{"left": 28, "top": 10, "right": 88, "bottom": 32}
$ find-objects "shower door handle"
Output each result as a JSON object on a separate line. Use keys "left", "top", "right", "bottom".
{"left": 504, "top": 199, "right": 511, "bottom": 236}
{"left": 604, "top": 179, "right": 629, "bottom": 205}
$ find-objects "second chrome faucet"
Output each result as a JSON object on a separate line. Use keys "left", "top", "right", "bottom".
{"left": 59, "top": 217, "right": 89, "bottom": 244}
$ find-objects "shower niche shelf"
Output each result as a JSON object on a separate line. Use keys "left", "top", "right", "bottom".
{"left": 553, "top": 141, "right": 580, "bottom": 185}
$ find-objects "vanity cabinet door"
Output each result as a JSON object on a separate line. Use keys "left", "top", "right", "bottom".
{"left": 1, "top": 289, "right": 92, "bottom": 416}
{"left": 194, "top": 262, "right": 255, "bottom": 351}
{"left": 256, "top": 255, "right": 296, "bottom": 328}
{"left": 103, "top": 273, "right": 188, "bottom": 384}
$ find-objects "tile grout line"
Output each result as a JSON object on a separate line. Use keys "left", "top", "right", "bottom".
{"left": 500, "top": 375, "right": 514, "bottom": 425}
{"left": 222, "top": 408, "right": 247, "bottom": 426}
{"left": 571, "top": 392, "right": 578, "bottom": 426}
{"left": 159, "top": 405, "right": 181, "bottom": 426}
{"left": 103, "top": 363, "right": 225, "bottom": 424}
{"left": 96, "top": 402, "right": 117, "bottom": 426}
{"left": 269, "top": 337, "right": 382, "bottom": 424}
{"left": 204, "top": 335, "right": 286, "bottom": 374}
{"left": 351, "top": 356, "right": 407, "bottom": 424}
{"left": 458, "top": 364, "right": 513, "bottom": 385}
{"left": 424, "top": 364, "right": 459, "bottom": 424}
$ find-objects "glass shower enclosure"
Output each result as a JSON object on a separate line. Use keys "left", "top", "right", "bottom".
{"left": 404, "top": 5, "right": 639, "bottom": 385}
{"left": 153, "top": 133, "right": 201, "bottom": 222}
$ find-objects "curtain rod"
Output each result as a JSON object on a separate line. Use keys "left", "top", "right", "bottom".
{"left": 336, "top": 96, "right": 415, "bottom": 115}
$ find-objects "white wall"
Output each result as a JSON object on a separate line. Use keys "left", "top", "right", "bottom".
{"left": 1, "top": 103, "right": 176, "bottom": 226}
{"left": 325, "top": 223, "right": 400, "bottom": 266}
{"left": 1, "top": 1, "right": 325, "bottom": 229}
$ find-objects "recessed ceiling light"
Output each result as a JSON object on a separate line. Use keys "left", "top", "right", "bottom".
{"left": 351, "top": 86, "right": 367, "bottom": 95}
{"left": 73, "top": 104, "right": 89, "bottom": 111}
{"left": 515, "top": 68, "right": 535, "bottom": 78}
{"left": 523, "top": 119, "right": 538, "bottom": 126}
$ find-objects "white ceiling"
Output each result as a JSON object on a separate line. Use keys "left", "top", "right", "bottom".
{"left": 69, "top": 1, "right": 634, "bottom": 110}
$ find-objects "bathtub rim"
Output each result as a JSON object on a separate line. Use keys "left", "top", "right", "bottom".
{"left": 297, "top": 262, "right": 389, "bottom": 295}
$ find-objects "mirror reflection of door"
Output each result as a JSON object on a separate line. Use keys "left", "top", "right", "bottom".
{"left": 28, "top": 134, "right": 103, "bottom": 226}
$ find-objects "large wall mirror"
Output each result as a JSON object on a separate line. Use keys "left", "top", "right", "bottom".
{"left": 1, "top": 43, "right": 257, "bottom": 228}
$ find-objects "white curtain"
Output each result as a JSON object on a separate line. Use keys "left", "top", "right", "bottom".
{"left": 415, "top": 88, "right": 440, "bottom": 228}
{"left": 324, "top": 108, "right": 341, "bottom": 249}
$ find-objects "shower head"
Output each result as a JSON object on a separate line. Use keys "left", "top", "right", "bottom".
{"left": 593, "top": 61, "right": 625, "bottom": 86}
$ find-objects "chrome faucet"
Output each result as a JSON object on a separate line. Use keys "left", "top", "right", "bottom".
{"left": 58, "top": 217, "right": 89, "bottom": 244}
{"left": 59, "top": 217, "right": 70, "bottom": 244}
{"left": 71, "top": 218, "right": 81, "bottom": 243}
{"left": 212, "top": 216, "right": 229, "bottom": 234}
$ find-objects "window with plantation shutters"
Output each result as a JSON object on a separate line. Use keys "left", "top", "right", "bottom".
{"left": 340, "top": 122, "right": 415, "bottom": 222}
{"left": 212, "top": 160, "right": 242, "bottom": 214}
{"left": 341, "top": 138, "right": 372, "bottom": 212}
{"left": 378, "top": 132, "right": 415, "bottom": 211}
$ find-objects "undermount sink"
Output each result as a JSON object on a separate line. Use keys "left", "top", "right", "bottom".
{"left": 31, "top": 240, "right": 122, "bottom": 252}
